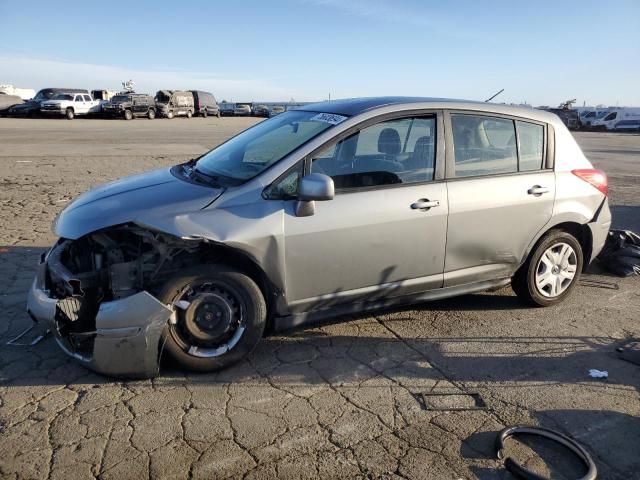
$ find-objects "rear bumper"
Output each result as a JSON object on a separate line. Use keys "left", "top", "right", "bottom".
{"left": 27, "top": 258, "right": 172, "bottom": 378}
{"left": 588, "top": 198, "right": 612, "bottom": 263}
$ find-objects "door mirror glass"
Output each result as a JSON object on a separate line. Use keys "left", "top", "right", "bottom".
{"left": 299, "top": 173, "right": 334, "bottom": 201}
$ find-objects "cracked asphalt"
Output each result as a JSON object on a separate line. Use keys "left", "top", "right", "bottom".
{"left": 1, "top": 118, "right": 639, "bottom": 479}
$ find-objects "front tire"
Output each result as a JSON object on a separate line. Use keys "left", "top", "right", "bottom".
{"left": 202, "top": 109, "right": 208, "bottom": 118}
{"left": 123, "top": 109, "right": 133, "bottom": 120}
{"left": 186, "top": 110, "right": 192, "bottom": 119}
{"left": 512, "top": 230, "right": 583, "bottom": 307}
{"left": 158, "top": 266, "right": 267, "bottom": 372}
{"left": 167, "top": 110, "right": 174, "bottom": 119}
{"left": 147, "top": 108, "right": 155, "bottom": 119}
{"left": 65, "top": 108, "right": 75, "bottom": 120}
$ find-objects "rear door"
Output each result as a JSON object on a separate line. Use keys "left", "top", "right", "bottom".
{"left": 443, "top": 111, "right": 555, "bottom": 286}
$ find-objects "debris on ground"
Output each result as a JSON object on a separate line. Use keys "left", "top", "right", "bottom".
{"left": 616, "top": 339, "right": 640, "bottom": 366}
{"left": 496, "top": 425, "right": 597, "bottom": 480}
{"left": 588, "top": 369, "right": 608, "bottom": 379}
{"left": 597, "top": 229, "right": 640, "bottom": 276}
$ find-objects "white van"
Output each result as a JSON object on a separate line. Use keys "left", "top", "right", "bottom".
{"left": 591, "top": 108, "right": 640, "bottom": 130}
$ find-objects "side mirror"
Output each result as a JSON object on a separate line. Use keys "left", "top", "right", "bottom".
{"left": 298, "top": 173, "right": 334, "bottom": 201}
{"left": 295, "top": 173, "right": 334, "bottom": 217}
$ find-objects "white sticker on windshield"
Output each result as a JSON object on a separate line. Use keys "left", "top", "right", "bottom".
{"left": 310, "top": 113, "right": 348, "bottom": 125}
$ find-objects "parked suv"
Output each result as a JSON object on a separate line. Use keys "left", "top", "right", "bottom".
{"left": 102, "top": 93, "right": 156, "bottom": 120}
{"left": 190, "top": 90, "right": 220, "bottom": 117}
{"left": 27, "top": 97, "right": 611, "bottom": 378}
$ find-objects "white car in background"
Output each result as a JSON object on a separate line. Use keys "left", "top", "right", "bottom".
{"left": 234, "top": 104, "right": 252, "bottom": 116}
{"left": 40, "top": 93, "right": 101, "bottom": 120}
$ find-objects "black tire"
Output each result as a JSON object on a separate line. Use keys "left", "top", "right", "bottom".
{"left": 158, "top": 265, "right": 267, "bottom": 372}
{"left": 217, "top": 111, "right": 221, "bottom": 118}
{"left": 123, "top": 109, "right": 133, "bottom": 121}
{"left": 65, "top": 108, "right": 74, "bottom": 120}
{"left": 186, "top": 110, "right": 192, "bottom": 119}
{"left": 512, "top": 229, "right": 583, "bottom": 307}
{"left": 147, "top": 108, "right": 155, "bottom": 120}
{"left": 202, "top": 109, "right": 208, "bottom": 118}
{"left": 167, "top": 110, "right": 174, "bottom": 119}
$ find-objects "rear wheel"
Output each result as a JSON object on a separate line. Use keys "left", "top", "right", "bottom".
{"left": 186, "top": 110, "right": 192, "bottom": 119}
{"left": 216, "top": 111, "right": 221, "bottom": 118}
{"left": 512, "top": 230, "right": 583, "bottom": 307}
{"left": 65, "top": 108, "right": 75, "bottom": 120}
{"left": 202, "top": 109, "right": 208, "bottom": 118}
{"left": 167, "top": 110, "right": 174, "bottom": 119}
{"left": 123, "top": 109, "right": 133, "bottom": 120}
{"left": 159, "top": 266, "right": 266, "bottom": 372}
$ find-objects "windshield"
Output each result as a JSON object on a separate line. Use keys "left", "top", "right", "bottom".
{"left": 196, "top": 110, "right": 344, "bottom": 181}
{"left": 155, "top": 92, "right": 170, "bottom": 102}
{"left": 52, "top": 94, "right": 73, "bottom": 101}
{"left": 111, "top": 95, "right": 129, "bottom": 103}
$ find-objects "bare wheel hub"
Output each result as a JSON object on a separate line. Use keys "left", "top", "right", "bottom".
{"left": 184, "top": 293, "right": 234, "bottom": 342}
{"left": 171, "top": 283, "right": 243, "bottom": 352}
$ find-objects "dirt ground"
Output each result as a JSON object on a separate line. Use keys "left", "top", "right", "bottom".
{"left": 0, "top": 117, "right": 639, "bottom": 480}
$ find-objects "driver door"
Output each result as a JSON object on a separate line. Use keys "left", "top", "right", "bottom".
{"left": 282, "top": 113, "right": 448, "bottom": 313}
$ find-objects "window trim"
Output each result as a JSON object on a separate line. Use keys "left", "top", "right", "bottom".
{"left": 302, "top": 109, "right": 445, "bottom": 195}
{"left": 443, "top": 109, "right": 551, "bottom": 180}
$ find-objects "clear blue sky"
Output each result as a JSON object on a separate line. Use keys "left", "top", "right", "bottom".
{"left": 1, "top": 0, "right": 638, "bottom": 106}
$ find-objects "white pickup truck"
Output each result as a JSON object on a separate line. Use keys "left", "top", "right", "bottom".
{"left": 40, "top": 92, "right": 101, "bottom": 120}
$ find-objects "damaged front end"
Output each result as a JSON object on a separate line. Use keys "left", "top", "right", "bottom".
{"left": 27, "top": 224, "right": 204, "bottom": 378}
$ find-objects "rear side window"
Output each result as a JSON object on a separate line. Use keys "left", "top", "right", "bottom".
{"left": 83, "top": 95, "right": 91, "bottom": 102}
{"left": 451, "top": 115, "right": 517, "bottom": 177}
{"left": 516, "top": 121, "right": 544, "bottom": 171}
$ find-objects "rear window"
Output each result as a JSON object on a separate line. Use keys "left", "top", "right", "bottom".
{"left": 452, "top": 115, "right": 518, "bottom": 177}
{"left": 451, "top": 114, "right": 545, "bottom": 177}
{"left": 516, "top": 121, "right": 544, "bottom": 171}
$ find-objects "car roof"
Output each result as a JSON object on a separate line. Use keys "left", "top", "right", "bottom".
{"left": 298, "top": 96, "right": 558, "bottom": 124}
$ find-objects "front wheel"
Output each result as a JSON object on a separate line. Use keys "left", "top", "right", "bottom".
{"left": 65, "top": 108, "right": 75, "bottom": 120}
{"left": 202, "top": 109, "right": 208, "bottom": 118}
{"left": 158, "top": 266, "right": 266, "bottom": 372}
{"left": 186, "top": 110, "right": 192, "bottom": 119}
{"left": 123, "top": 109, "right": 133, "bottom": 120}
{"left": 147, "top": 108, "right": 155, "bottom": 119}
{"left": 512, "top": 230, "right": 583, "bottom": 307}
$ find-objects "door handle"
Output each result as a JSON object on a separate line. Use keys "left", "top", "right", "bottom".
{"left": 411, "top": 199, "right": 440, "bottom": 210}
{"left": 528, "top": 185, "right": 549, "bottom": 195}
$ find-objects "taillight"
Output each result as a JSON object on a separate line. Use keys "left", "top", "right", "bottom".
{"left": 572, "top": 169, "right": 608, "bottom": 196}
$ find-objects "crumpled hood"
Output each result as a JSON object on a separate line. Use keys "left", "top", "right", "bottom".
{"left": 55, "top": 167, "right": 224, "bottom": 239}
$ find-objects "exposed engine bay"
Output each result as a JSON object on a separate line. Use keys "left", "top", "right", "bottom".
{"left": 43, "top": 224, "right": 208, "bottom": 365}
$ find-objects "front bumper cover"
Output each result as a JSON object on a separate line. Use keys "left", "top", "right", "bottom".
{"left": 27, "top": 259, "right": 172, "bottom": 378}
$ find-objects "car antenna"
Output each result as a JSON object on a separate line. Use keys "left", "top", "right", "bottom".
{"left": 484, "top": 89, "right": 504, "bottom": 103}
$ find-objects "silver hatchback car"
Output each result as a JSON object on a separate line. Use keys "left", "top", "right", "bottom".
{"left": 27, "top": 97, "right": 611, "bottom": 377}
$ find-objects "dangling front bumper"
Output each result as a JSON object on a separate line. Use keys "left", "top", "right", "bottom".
{"left": 26, "top": 257, "right": 172, "bottom": 378}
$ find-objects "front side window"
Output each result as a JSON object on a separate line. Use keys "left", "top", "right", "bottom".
{"left": 310, "top": 116, "right": 436, "bottom": 190}
{"left": 196, "top": 110, "right": 341, "bottom": 182}
{"left": 604, "top": 112, "right": 617, "bottom": 121}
